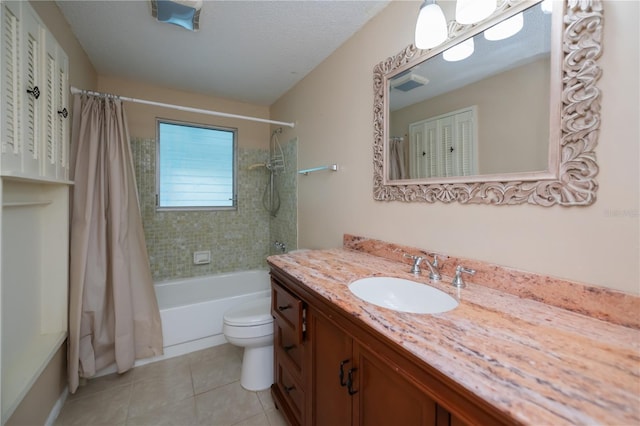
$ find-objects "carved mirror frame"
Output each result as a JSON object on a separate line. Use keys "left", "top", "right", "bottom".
{"left": 373, "top": 0, "right": 603, "bottom": 206}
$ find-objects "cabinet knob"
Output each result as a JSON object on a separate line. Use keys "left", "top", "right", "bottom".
{"left": 26, "top": 86, "right": 40, "bottom": 99}
{"left": 284, "top": 384, "right": 295, "bottom": 393}
{"left": 58, "top": 108, "right": 68, "bottom": 118}
{"left": 278, "top": 304, "right": 292, "bottom": 311}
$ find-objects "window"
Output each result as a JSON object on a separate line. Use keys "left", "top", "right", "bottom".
{"left": 156, "top": 119, "right": 237, "bottom": 210}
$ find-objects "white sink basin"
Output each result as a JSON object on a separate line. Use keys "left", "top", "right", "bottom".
{"left": 348, "top": 277, "right": 458, "bottom": 314}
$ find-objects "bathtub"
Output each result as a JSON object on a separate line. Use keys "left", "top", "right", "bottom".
{"left": 155, "top": 269, "right": 271, "bottom": 355}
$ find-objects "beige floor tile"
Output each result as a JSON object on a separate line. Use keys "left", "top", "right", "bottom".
{"left": 187, "top": 343, "right": 241, "bottom": 365}
{"left": 132, "top": 355, "right": 191, "bottom": 383}
{"left": 231, "top": 411, "right": 270, "bottom": 426}
{"left": 265, "top": 408, "right": 287, "bottom": 426}
{"left": 256, "top": 389, "right": 275, "bottom": 411}
{"left": 190, "top": 347, "right": 242, "bottom": 394}
{"left": 58, "top": 384, "right": 131, "bottom": 426}
{"left": 67, "top": 370, "right": 134, "bottom": 401}
{"left": 195, "top": 381, "right": 263, "bottom": 426}
{"left": 128, "top": 372, "right": 194, "bottom": 419}
{"left": 126, "top": 396, "right": 198, "bottom": 426}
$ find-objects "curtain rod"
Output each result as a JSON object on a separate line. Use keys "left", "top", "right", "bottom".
{"left": 70, "top": 86, "right": 295, "bottom": 128}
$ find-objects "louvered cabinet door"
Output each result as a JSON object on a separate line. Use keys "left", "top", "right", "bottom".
{"left": 20, "top": 5, "right": 43, "bottom": 177}
{"left": 1, "top": 1, "right": 23, "bottom": 174}
{"left": 42, "top": 33, "right": 69, "bottom": 180}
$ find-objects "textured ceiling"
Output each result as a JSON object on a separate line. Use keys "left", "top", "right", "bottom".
{"left": 56, "top": 0, "right": 391, "bottom": 106}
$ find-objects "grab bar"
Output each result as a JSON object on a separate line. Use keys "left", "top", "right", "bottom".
{"left": 298, "top": 164, "right": 338, "bottom": 175}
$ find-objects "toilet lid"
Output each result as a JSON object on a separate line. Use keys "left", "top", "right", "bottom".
{"left": 223, "top": 297, "right": 273, "bottom": 326}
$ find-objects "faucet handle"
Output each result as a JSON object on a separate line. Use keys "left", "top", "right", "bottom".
{"left": 452, "top": 265, "right": 476, "bottom": 288}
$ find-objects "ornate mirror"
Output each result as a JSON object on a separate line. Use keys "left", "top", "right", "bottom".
{"left": 373, "top": 0, "right": 603, "bottom": 206}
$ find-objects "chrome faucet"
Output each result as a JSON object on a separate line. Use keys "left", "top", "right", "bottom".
{"left": 403, "top": 254, "right": 424, "bottom": 274}
{"left": 403, "top": 253, "right": 442, "bottom": 281}
{"left": 452, "top": 265, "right": 476, "bottom": 288}
{"left": 423, "top": 253, "right": 442, "bottom": 282}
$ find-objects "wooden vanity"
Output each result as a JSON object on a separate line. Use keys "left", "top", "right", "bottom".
{"left": 267, "top": 238, "right": 639, "bottom": 426}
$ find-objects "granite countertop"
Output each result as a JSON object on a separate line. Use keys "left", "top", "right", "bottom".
{"left": 267, "top": 248, "right": 640, "bottom": 425}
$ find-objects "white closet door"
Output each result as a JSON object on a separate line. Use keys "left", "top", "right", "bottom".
{"left": 408, "top": 106, "right": 478, "bottom": 178}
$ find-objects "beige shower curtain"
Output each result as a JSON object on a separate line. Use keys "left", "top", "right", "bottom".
{"left": 68, "top": 94, "right": 163, "bottom": 393}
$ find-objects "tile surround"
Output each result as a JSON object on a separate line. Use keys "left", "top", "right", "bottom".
{"left": 131, "top": 138, "right": 297, "bottom": 282}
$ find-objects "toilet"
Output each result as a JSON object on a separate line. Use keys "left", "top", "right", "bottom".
{"left": 223, "top": 297, "right": 274, "bottom": 391}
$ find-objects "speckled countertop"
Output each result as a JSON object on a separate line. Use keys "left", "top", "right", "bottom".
{"left": 267, "top": 247, "right": 640, "bottom": 425}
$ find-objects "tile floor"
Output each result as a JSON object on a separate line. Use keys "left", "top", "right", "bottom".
{"left": 55, "top": 344, "right": 287, "bottom": 426}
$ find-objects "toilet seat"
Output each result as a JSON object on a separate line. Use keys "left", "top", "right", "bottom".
{"left": 223, "top": 297, "right": 272, "bottom": 327}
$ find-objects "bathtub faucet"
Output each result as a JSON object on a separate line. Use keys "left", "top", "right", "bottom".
{"left": 274, "top": 241, "right": 286, "bottom": 253}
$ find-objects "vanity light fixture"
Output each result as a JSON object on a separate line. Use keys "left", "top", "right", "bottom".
{"left": 455, "top": 0, "right": 496, "bottom": 25}
{"left": 484, "top": 12, "right": 524, "bottom": 41}
{"left": 150, "top": 0, "right": 203, "bottom": 31}
{"left": 443, "top": 37, "right": 474, "bottom": 62}
{"left": 414, "top": 0, "right": 448, "bottom": 50}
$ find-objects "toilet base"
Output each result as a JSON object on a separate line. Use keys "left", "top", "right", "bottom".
{"left": 240, "top": 344, "right": 274, "bottom": 391}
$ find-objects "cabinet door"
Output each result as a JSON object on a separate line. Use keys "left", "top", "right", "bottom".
{"left": 20, "top": 5, "right": 43, "bottom": 176}
{"left": 309, "top": 308, "right": 352, "bottom": 426}
{"left": 41, "top": 34, "right": 69, "bottom": 180}
{"left": 352, "top": 342, "right": 437, "bottom": 426}
{"left": 1, "top": 1, "right": 23, "bottom": 174}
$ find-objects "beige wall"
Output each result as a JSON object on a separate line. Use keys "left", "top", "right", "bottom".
{"left": 271, "top": 0, "right": 640, "bottom": 295}
{"left": 97, "top": 76, "right": 271, "bottom": 149}
{"left": 391, "top": 57, "right": 550, "bottom": 174}
{"left": 6, "top": 2, "right": 97, "bottom": 425}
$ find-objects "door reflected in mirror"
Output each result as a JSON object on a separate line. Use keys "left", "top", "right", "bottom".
{"left": 387, "top": 3, "right": 552, "bottom": 181}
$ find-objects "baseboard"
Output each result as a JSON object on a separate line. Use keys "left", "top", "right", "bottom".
{"left": 45, "top": 386, "right": 68, "bottom": 426}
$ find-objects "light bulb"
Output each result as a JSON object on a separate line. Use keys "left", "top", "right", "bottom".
{"left": 484, "top": 12, "right": 523, "bottom": 41}
{"left": 443, "top": 37, "right": 474, "bottom": 62}
{"left": 414, "top": 1, "right": 448, "bottom": 50}
{"left": 455, "top": 0, "right": 496, "bottom": 25}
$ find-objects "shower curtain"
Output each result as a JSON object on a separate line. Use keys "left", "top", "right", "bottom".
{"left": 67, "top": 94, "right": 163, "bottom": 393}
{"left": 389, "top": 138, "right": 408, "bottom": 180}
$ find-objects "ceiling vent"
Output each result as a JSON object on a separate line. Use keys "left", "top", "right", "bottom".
{"left": 150, "top": 0, "right": 203, "bottom": 31}
{"left": 390, "top": 73, "right": 429, "bottom": 92}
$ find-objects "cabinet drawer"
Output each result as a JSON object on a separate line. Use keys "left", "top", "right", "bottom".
{"left": 275, "top": 322, "right": 303, "bottom": 373}
{"left": 276, "top": 359, "right": 305, "bottom": 423}
{"left": 272, "top": 280, "right": 304, "bottom": 342}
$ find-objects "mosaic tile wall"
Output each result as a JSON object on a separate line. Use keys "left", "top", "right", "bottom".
{"left": 270, "top": 137, "right": 298, "bottom": 255}
{"left": 131, "top": 137, "right": 291, "bottom": 282}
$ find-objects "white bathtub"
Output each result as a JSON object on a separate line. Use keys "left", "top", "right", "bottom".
{"left": 155, "top": 269, "right": 271, "bottom": 354}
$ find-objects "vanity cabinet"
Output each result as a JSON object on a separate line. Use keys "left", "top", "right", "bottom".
{"left": 269, "top": 267, "right": 496, "bottom": 426}
{"left": 309, "top": 307, "right": 437, "bottom": 425}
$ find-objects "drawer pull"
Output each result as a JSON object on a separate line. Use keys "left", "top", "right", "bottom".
{"left": 278, "top": 304, "right": 292, "bottom": 311}
{"left": 283, "top": 344, "right": 295, "bottom": 352}
{"left": 284, "top": 384, "right": 295, "bottom": 393}
{"left": 339, "top": 359, "right": 350, "bottom": 387}
{"left": 347, "top": 367, "right": 358, "bottom": 395}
